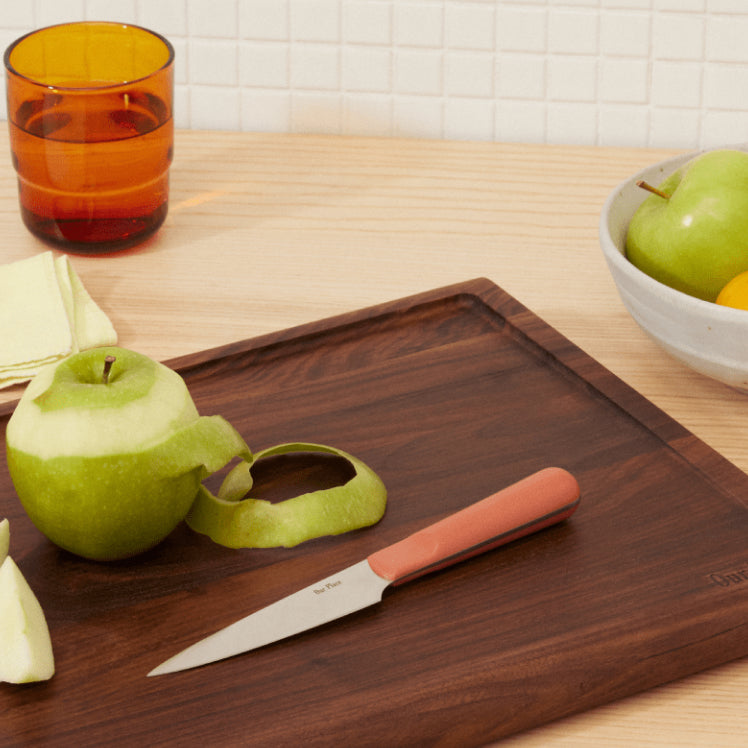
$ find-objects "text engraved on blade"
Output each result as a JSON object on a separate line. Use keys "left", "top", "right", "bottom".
{"left": 313, "top": 580, "right": 342, "bottom": 594}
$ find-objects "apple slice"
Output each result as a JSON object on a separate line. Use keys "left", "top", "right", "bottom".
{"left": 0, "top": 555, "right": 55, "bottom": 683}
{"left": 0, "top": 519, "right": 8, "bottom": 564}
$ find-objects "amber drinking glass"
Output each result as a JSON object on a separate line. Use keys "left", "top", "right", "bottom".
{"left": 4, "top": 22, "right": 174, "bottom": 252}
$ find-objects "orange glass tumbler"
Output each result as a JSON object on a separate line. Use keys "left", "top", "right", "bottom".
{"left": 4, "top": 22, "right": 174, "bottom": 252}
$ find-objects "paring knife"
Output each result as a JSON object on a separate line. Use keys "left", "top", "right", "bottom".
{"left": 148, "top": 466, "right": 580, "bottom": 677}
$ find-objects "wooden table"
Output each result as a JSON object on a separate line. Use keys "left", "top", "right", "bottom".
{"left": 0, "top": 131, "right": 745, "bottom": 746}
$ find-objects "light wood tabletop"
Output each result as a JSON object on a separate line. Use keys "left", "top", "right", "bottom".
{"left": 0, "top": 130, "right": 745, "bottom": 746}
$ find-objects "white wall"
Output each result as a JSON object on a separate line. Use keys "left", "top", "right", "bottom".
{"left": 1, "top": 0, "right": 746, "bottom": 150}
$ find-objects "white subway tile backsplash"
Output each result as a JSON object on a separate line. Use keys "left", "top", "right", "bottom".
{"left": 650, "top": 108, "right": 702, "bottom": 149}
{"left": 342, "top": 46, "right": 391, "bottom": 92}
{"left": 653, "top": 12, "right": 705, "bottom": 60}
{"left": 599, "top": 11, "right": 650, "bottom": 57}
{"left": 394, "top": 3, "right": 443, "bottom": 48}
{"left": 190, "top": 85, "right": 241, "bottom": 129}
{"left": 603, "top": 0, "right": 650, "bottom": 8}
{"left": 704, "top": 63, "right": 748, "bottom": 110}
{"left": 290, "top": 0, "right": 340, "bottom": 43}
{"left": 496, "top": 100, "right": 546, "bottom": 143}
{"left": 343, "top": 93, "right": 392, "bottom": 136}
{"left": 600, "top": 58, "right": 649, "bottom": 104}
{"left": 445, "top": 52, "right": 494, "bottom": 97}
{"left": 548, "top": 9, "right": 599, "bottom": 55}
{"left": 445, "top": 3, "right": 495, "bottom": 50}
{"left": 0, "top": 2, "right": 33, "bottom": 28}
{"left": 393, "top": 95, "right": 443, "bottom": 139}
{"left": 171, "top": 37, "right": 189, "bottom": 85}
{"left": 497, "top": 6, "right": 546, "bottom": 53}
{"left": 444, "top": 97, "right": 494, "bottom": 141}
{"left": 240, "top": 42, "right": 289, "bottom": 88}
{"left": 85, "top": 0, "right": 137, "bottom": 23}
{"left": 174, "top": 85, "right": 191, "bottom": 129}
{"left": 190, "top": 39, "right": 238, "bottom": 86}
{"left": 708, "top": 0, "right": 748, "bottom": 12}
{"left": 598, "top": 104, "right": 649, "bottom": 147}
{"left": 706, "top": 14, "right": 748, "bottom": 62}
{"left": 394, "top": 49, "right": 442, "bottom": 95}
{"left": 497, "top": 54, "right": 545, "bottom": 101}
{"left": 701, "top": 109, "right": 748, "bottom": 148}
{"left": 343, "top": 1, "right": 392, "bottom": 45}
{"left": 1, "top": 1, "right": 747, "bottom": 149}
{"left": 241, "top": 90, "right": 291, "bottom": 132}
{"left": 137, "top": 0, "right": 189, "bottom": 36}
{"left": 547, "top": 55, "right": 597, "bottom": 102}
{"left": 654, "top": 0, "right": 705, "bottom": 11}
{"left": 187, "top": 0, "right": 237, "bottom": 38}
{"left": 291, "top": 91, "right": 342, "bottom": 132}
{"left": 290, "top": 44, "right": 340, "bottom": 90}
{"left": 239, "top": 0, "right": 289, "bottom": 41}
{"left": 547, "top": 101, "right": 598, "bottom": 145}
{"left": 35, "top": 0, "right": 85, "bottom": 27}
{"left": 652, "top": 61, "right": 703, "bottom": 108}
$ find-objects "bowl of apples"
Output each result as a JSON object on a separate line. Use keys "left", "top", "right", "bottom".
{"left": 599, "top": 145, "right": 748, "bottom": 391}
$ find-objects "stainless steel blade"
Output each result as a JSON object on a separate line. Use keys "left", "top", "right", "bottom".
{"left": 149, "top": 467, "right": 581, "bottom": 677}
{"left": 147, "top": 559, "right": 391, "bottom": 676}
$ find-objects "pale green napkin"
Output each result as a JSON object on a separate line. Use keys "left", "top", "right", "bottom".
{"left": 0, "top": 252, "right": 117, "bottom": 388}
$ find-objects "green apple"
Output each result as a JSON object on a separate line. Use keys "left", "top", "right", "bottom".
{"left": 6, "top": 347, "right": 251, "bottom": 561}
{"left": 0, "top": 519, "right": 8, "bottom": 563}
{"left": 626, "top": 148, "right": 748, "bottom": 302}
{"left": 0, "top": 554, "right": 55, "bottom": 683}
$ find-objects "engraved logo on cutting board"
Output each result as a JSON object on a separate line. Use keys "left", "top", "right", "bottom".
{"left": 707, "top": 565, "right": 748, "bottom": 589}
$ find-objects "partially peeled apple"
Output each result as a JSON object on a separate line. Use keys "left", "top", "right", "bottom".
{"left": 6, "top": 347, "right": 387, "bottom": 562}
{"left": 6, "top": 347, "right": 251, "bottom": 561}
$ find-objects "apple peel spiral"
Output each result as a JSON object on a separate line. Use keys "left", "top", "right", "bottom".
{"left": 186, "top": 442, "right": 388, "bottom": 549}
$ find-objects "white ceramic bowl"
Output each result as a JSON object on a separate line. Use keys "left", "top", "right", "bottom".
{"left": 599, "top": 147, "right": 748, "bottom": 391}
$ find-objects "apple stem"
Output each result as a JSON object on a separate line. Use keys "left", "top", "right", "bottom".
{"left": 102, "top": 355, "right": 116, "bottom": 385}
{"left": 636, "top": 180, "right": 670, "bottom": 200}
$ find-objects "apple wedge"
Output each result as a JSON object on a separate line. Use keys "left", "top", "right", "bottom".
{"left": 0, "top": 555, "right": 55, "bottom": 683}
{"left": 0, "top": 519, "right": 8, "bottom": 564}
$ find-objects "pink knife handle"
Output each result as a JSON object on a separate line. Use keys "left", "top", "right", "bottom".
{"left": 367, "top": 467, "right": 580, "bottom": 586}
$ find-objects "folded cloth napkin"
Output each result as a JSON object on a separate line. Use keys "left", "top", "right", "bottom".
{"left": 0, "top": 252, "right": 117, "bottom": 388}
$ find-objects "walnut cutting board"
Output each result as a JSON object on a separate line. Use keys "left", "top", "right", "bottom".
{"left": 1, "top": 279, "right": 746, "bottom": 748}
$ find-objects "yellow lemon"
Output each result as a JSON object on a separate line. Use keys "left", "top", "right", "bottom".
{"left": 716, "top": 270, "right": 748, "bottom": 310}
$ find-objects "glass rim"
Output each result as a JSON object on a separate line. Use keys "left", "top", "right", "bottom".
{"left": 3, "top": 21, "right": 175, "bottom": 92}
